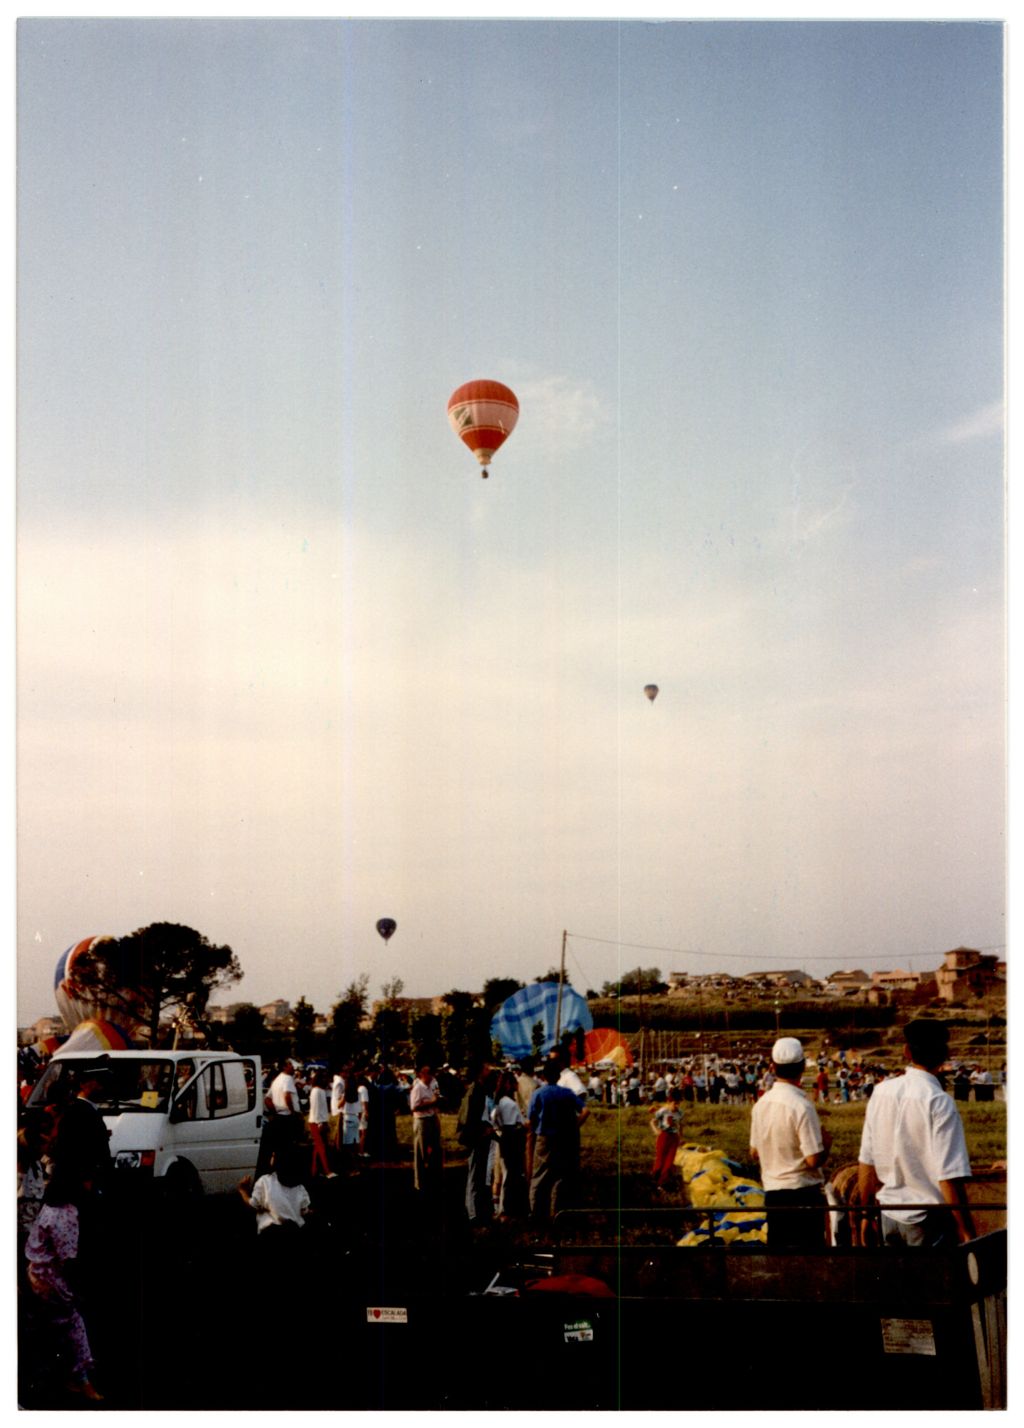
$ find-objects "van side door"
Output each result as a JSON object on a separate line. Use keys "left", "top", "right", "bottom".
{"left": 169, "top": 1058, "right": 261, "bottom": 1193}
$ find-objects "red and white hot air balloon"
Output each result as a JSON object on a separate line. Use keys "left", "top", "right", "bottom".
{"left": 447, "top": 379, "right": 519, "bottom": 478}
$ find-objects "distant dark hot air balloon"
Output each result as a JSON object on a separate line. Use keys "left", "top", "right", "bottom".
{"left": 447, "top": 379, "right": 519, "bottom": 478}
{"left": 644, "top": 684, "right": 659, "bottom": 703}
{"left": 376, "top": 918, "right": 397, "bottom": 943}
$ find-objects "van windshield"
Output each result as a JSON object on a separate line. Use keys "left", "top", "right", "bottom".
{"left": 29, "top": 1058, "right": 177, "bottom": 1114}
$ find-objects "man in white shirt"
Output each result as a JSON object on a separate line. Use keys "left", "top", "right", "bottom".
{"left": 269, "top": 1060, "right": 300, "bottom": 1116}
{"left": 750, "top": 1037, "right": 831, "bottom": 1248}
{"left": 969, "top": 1065, "right": 994, "bottom": 1103}
{"left": 858, "top": 1020, "right": 975, "bottom": 1248}
{"left": 546, "top": 1047, "right": 587, "bottom": 1109}
{"left": 257, "top": 1058, "right": 303, "bottom": 1173}
{"left": 558, "top": 1063, "right": 587, "bottom": 1103}
{"left": 409, "top": 1065, "right": 443, "bottom": 1192}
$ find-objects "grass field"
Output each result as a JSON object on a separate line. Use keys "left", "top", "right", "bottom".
{"left": 401, "top": 1096, "right": 1006, "bottom": 1214}
{"left": 581, "top": 1099, "right": 1005, "bottom": 1182}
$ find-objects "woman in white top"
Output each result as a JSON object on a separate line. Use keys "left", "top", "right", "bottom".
{"left": 340, "top": 1076, "right": 364, "bottom": 1163}
{"left": 307, "top": 1068, "right": 334, "bottom": 1178}
{"left": 329, "top": 1071, "right": 345, "bottom": 1150}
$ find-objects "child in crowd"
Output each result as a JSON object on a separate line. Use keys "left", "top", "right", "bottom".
{"left": 650, "top": 1088, "right": 684, "bottom": 1190}
{"left": 238, "top": 1147, "right": 311, "bottom": 1235}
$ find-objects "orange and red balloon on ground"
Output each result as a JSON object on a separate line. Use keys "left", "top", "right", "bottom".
{"left": 583, "top": 1027, "right": 634, "bottom": 1068}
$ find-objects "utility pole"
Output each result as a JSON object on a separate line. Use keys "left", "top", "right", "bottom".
{"left": 638, "top": 968, "right": 646, "bottom": 1082}
{"left": 554, "top": 929, "right": 567, "bottom": 1042}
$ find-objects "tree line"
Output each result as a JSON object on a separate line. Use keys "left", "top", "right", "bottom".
{"left": 72, "top": 924, "right": 960, "bottom": 1070}
{"left": 65, "top": 923, "right": 575, "bottom": 1069}
{"left": 216, "top": 973, "right": 546, "bottom": 1069}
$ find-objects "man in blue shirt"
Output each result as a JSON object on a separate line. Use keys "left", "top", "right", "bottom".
{"left": 527, "top": 1060, "right": 588, "bottom": 1221}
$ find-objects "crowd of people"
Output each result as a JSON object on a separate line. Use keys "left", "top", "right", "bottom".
{"left": 238, "top": 1047, "right": 597, "bottom": 1231}
{"left": 16, "top": 1019, "right": 1002, "bottom": 1403}
{"left": 572, "top": 1046, "right": 1006, "bottom": 1109}
{"left": 395, "top": 1049, "right": 590, "bottom": 1225}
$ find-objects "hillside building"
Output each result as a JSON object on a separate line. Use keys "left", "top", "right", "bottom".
{"left": 935, "top": 947, "right": 1005, "bottom": 1003}
{"left": 740, "top": 969, "right": 817, "bottom": 990}
{"left": 824, "top": 970, "right": 871, "bottom": 995}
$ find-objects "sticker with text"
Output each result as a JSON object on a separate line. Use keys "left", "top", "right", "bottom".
{"left": 563, "top": 1320, "right": 594, "bottom": 1342}
{"left": 366, "top": 1307, "right": 408, "bottom": 1325}
{"left": 881, "top": 1318, "right": 936, "bottom": 1356}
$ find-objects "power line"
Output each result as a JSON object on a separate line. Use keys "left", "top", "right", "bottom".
{"left": 566, "top": 941, "right": 592, "bottom": 989}
{"left": 566, "top": 932, "right": 1005, "bottom": 968}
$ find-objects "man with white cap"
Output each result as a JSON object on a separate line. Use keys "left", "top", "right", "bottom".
{"left": 750, "top": 1037, "right": 832, "bottom": 1248}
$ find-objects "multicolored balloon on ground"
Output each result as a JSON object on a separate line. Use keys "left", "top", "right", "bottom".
{"left": 61, "top": 1018, "right": 134, "bottom": 1052}
{"left": 447, "top": 379, "right": 519, "bottom": 478}
{"left": 53, "top": 936, "right": 145, "bottom": 1043}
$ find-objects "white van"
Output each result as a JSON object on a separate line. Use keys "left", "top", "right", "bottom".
{"left": 29, "top": 1049, "right": 263, "bottom": 1196}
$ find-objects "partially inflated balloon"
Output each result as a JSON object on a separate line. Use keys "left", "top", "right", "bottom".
{"left": 489, "top": 982, "right": 593, "bottom": 1060}
{"left": 62, "top": 1018, "right": 134, "bottom": 1053}
{"left": 54, "top": 936, "right": 143, "bottom": 1038}
{"left": 447, "top": 380, "right": 519, "bottom": 478}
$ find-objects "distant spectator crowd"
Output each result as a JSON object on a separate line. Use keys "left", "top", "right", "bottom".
{"left": 569, "top": 1047, "right": 1005, "bottom": 1109}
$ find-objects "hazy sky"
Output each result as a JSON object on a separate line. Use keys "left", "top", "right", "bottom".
{"left": 16, "top": 18, "right": 1005, "bottom": 1024}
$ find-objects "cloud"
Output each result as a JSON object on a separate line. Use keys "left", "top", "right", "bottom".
{"left": 512, "top": 374, "right": 610, "bottom": 455}
{"left": 933, "top": 400, "right": 1004, "bottom": 446}
{"left": 899, "top": 554, "right": 943, "bottom": 576}
{"left": 16, "top": 496, "right": 1004, "bottom": 1023}
{"left": 787, "top": 480, "right": 854, "bottom": 547}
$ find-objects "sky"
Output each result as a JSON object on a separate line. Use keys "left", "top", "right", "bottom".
{"left": 15, "top": 17, "right": 1005, "bottom": 1025}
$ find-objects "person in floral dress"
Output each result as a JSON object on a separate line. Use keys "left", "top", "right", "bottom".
{"left": 24, "top": 1166, "right": 102, "bottom": 1402}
